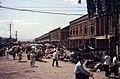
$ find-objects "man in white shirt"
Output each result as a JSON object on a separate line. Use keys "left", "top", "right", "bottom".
{"left": 5, "top": 48, "right": 9, "bottom": 58}
{"left": 112, "top": 56, "right": 119, "bottom": 76}
{"left": 74, "top": 58, "right": 93, "bottom": 79}
{"left": 103, "top": 52, "right": 111, "bottom": 77}
{"left": 52, "top": 49, "right": 59, "bottom": 67}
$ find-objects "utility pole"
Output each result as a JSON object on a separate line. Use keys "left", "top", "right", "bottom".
{"left": 114, "top": 0, "right": 119, "bottom": 60}
{"left": 15, "top": 31, "right": 18, "bottom": 41}
{"left": 104, "top": 0, "right": 109, "bottom": 53}
{"left": 10, "top": 22, "right": 12, "bottom": 46}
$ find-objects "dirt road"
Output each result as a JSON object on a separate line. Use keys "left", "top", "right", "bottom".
{"left": 0, "top": 53, "right": 108, "bottom": 79}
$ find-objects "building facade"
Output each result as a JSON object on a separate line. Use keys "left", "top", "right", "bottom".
{"left": 49, "top": 27, "right": 61, "bottom": 47}
{"left": 68, "top": 15, "right": 96, "bottom": 50}
{"left": 35, "top": 33, "right": 50, "bottom": 44}
{"left": 34, "top": 13, "right": 120, "bottom": 56}
{"left": 61, "top": 26, "right": 69, "bottom": 48}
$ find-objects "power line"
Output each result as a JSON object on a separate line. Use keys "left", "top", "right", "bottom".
{"left": 0, "top": 6, "right": 85, "bottom": 16}
{"left": 2, "top": 7, "right": 87, "bottom": 11}
{"left": 44, "top": 9, "right": 86, "bottom": 11}
{"left": 6, "top": 6, "right": 86, "bottom": 9}
{"left": 1, "top": 6, "right": 87, "bottom": 11}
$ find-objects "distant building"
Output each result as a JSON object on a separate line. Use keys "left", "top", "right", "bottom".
{"left": 49, "top": 27, "right": 61, "bottom": 47}
{"left": 61, "top": 26, "right": 69, "bottom": 48}
{"left": 34, "top": 12, "right": 120, "bottom": 56}
{"left": 35, "top": 33, "right": 50, "bottom": 44}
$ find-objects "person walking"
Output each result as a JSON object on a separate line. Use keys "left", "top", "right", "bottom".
{"left": 52, "top": 49, "right": 59, "bottom": 67}
{"left": 18, "top": 45, "right": 23, "bottom": 62}
{"left": 112, "top": 56, "right": 119, "bottom": 76}
{"left": 30, "top": 50, "right": 36, "bottom": 67}
{"left": 12, "top": 46, "right": 18, "bottom": 60}
{"left": 74, "top": 58, "right": 93, "bottom": 79}
{"left": 18, "top": 50, "right": 22, "bottom": 62}
{"left": 103, "top": 52, "right": 111, "bottom": 77}
{"left": 5, "top": 47, "right": 9, "bottom": 58}
{"left": 26, "top": 46, "right": 32, "bottom": 60}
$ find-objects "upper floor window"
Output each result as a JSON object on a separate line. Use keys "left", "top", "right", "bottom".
{"left": 79, "top": 26, "right": 82, "bottom": 33}
{"left": 91, "top": 25, "right": 94, "bottom": 34}
{"left": 73, "top": 28, "right": 75, "bottom": 35}
{"left": 84, "top": 27, "right": 87, "bottom": 34}
{"left": 76, "top": 27, "right": 78, "bottom": 34}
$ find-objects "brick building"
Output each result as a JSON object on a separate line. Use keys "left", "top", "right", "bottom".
{"left": 35, "top": 33, "right": 50, "bottom": 44}
{"left": 34, "top": 13, "right": 120, "bottom": 57}
{"left": 68, "top": 14, "right": 96, "bottom": 50}
{"left": 61, "top": 26, "right": 69, "bottom": 48}
{"left": 49, "top": 27, "right": 61, "bottom": 47}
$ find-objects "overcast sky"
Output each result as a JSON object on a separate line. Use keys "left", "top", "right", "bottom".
{"left": 0, "top": 0, "right": 87, "bottom": 41}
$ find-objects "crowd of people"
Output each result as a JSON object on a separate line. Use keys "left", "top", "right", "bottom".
{"left": 1, "top": 42, "right": 120, "bottom": 79}
{"left": 2, "top": 43, "right": 64, "bottom": 68}
{"left": 74, "top": 51, "right": 120, "bottom": 79}
{"left": 103, "top": 52, "right": 119, "bottom": 77}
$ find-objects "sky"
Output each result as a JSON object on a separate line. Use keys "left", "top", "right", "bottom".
{"left": 0, "top": 0, "right": 87, "bottom": 41}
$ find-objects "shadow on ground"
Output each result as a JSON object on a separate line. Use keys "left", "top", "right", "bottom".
{"left": 19, "top": 61, "right": 28, "bottom": 63}
{"left": 36, "top": 59, "right": 48, "bottom": 63}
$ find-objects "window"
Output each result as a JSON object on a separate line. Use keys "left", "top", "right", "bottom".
{"left": 84, "top": 26, "right": 87, "bottom": 34}
{"left": 79, "top": 26, "right": 82, "bottom": 33}
{"left": 91, "top": 25, "right": 94, "bottom": 34}
{"left": 73, "top": 28, "right": 75, "bottom": 35}
{"left": 76, "top": 27, "right": 78, "bottom": 34}
{"left": 84, "top": 28, "right": 87, "bottom": 34}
